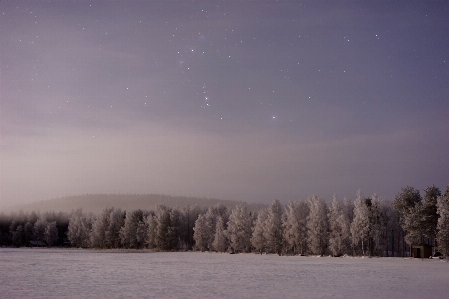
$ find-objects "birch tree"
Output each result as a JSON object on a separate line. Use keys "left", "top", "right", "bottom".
{"left": 328, "top": 195, "right": 349, "bottom": 256}
{"left": 45, "top": 221, "right": 59, "bottom": 246}
{"left": 120, "top": 209, "right": 145, "bottom": 249}
{"left": 437, "top": 186, "right": 449, "bottom": 256}
{"left": 350, "top": 192, "right": 386, "bottom": 256}
{"left": 193, "top": 212, "right": 214, "bottom": 251}
{"left": 369, "top": 194, "right": 387, "bottom": 256}
{"left": 226, "top": 204, "right": 252, "bottom": 253}
{"left": 90, "top": 208, "right": 113, "bottom": 248}
{"left": 263, "top": 199, "right": 283, "bottom": 254}
{"left": 251, "top": 208, "right": 268, "bottom": 254}
{"left": 306, "top": 195, "right": 328, "bottom": 256}
{"left": 106, "top": 208, "right": 125, "bottom": 248}
{"left": 422, "top": 185, "right": 441, "bottom": 245}
{"left": 33, "top": 218, "right": 47, "bottom": 242}
{"left": 283, "top": 200, "right": 309, "bottom": 255}
{"left": 350, "top": 190, "right": 370, "bottom": 255}
{"left": 212, "top": 215, "right": 228, "bottom": 252}
{"left": 67, "top": 209, "right": 92, "bottom": 248}
{"left": 144, "top": 213, "right": 158, "bottom": 249}
{"left": 136, "top": 220, "right": 148, "bottom": 248}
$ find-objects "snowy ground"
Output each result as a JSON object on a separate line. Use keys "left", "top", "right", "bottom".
{"left": 1, "top": 248, "right": 448, "bottom": 299}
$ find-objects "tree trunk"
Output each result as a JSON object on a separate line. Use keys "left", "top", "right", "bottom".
{"left": 391, "top": 229, "right": 395, "bottom": 257}
{"left": 385, "top": 228, "right": 389, "bottom": 257}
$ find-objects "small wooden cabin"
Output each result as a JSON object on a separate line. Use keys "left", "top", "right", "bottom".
{"left": 411, "top": 244, "right": 433, "bottom": 258}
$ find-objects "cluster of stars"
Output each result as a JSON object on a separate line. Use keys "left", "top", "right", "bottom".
{"left": 3, "top": 1, "right": 445, "bottom": 134}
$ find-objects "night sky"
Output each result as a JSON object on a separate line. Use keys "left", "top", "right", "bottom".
{"left": 1, "top": 1, "right": 448, "bottom": 208}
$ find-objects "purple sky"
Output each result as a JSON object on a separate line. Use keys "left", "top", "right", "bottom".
{"left": 1, "top": 1, "right": 448, "bottom": 208}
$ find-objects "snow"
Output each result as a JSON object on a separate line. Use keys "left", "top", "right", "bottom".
{"left": 1, "top": 248, "right": 448, "bottom": 298}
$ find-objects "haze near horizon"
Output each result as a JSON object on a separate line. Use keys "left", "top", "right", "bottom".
{"left": 1, "top": 1, "right": 448, "bottom": 208}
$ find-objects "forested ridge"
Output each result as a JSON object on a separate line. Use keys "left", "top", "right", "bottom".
{"left": 4, "top": 193, "right": 265, "bottom": 214}
{"left": 2, "top": 185, "right": 449, "bottom": 257}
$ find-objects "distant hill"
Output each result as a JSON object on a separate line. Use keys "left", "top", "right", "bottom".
{"left": 5, "top": 194, "right": 266, "bottom": 214}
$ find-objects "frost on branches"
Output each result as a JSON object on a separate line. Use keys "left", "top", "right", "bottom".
{"left": 3, "top": 185, "right": 449, "bottom": 258}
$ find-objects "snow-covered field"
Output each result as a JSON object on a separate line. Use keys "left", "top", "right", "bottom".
{"left": 1, "top": 248, "right": 448, "bottom": 299}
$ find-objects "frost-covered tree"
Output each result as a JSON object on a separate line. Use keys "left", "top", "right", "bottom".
{"left": 263, "top": 199, "right": 283, "bottom": 254}
{"left": 120, "top": 209, "right": 145, "bottom": 249}
{"left": 136, "top": 220, "right": 148, "bottom": 248}
{"left": 144, "top": 213, "right": 158, "bottom": 249}
{"left": 350, "top": 191, "right": 371, "bottom": 255}
{"left": 90, "top": 208, "right": 113, "bottom": 248}
{"left": 369, "top": 194, "right": 388, "bottom": 256}
{"left": 67, "top": 209, "right": 92, "bottom": 248}
{"left": 153, "top": 205, "right": 169, "bottom": 249}
{"left": 328, "top": 195, "right": 341, "bottom": 255}
{"left": 212, "top": 215, "right": 228, "bottom": 252}
{"left": 336, "top": 212, "right": 351, "bottom": 255}
{"left": 422, "top": 185, "right": 441, "bottom": 243}
{"left": 33, "top": 218, "right": 47, "bottom": 242}
{"left": 169, "top": 209, "right": 182, "bottom": 249}
{"left": 106, "top": 208, "right": 125, "bottom": 248}
{"left": 328, "top": 195, "right": 350, "bottom": 256}
{"left": 193, "top": 212, "right": 214, "bottom": 251}
{"left": 350, "top": 192, "right": 387, "bottom": 256}
{"left": 394, "top": 186, "right": 424, "bottom": 246}
{"left": 437, "top": 186, "right": 449, "bottom": 256}
{"left": 45, "top": 221, "right": 59, "bottom": 246}
{"left": 342, "top": 197, "right": 354, "bottom": 222}
{"left": 157, "top": 208, "right": 181, "bottom": 251}
{"left": 199, "top": 208, "right": 218, "bottom": 250}
{"left": 226, "top": 204, "right": 252, "bottom": 253}
{"left": 120, "top": 211, "right": 136, "bottom": 249}
{"left": 195, "top": 208, "right": 217, "bottom": 251}
{"left": 283, "top": 200, "right": 309, "bottom": 255}
{"left": 212, "top": 204, "right": 229, "bottom": 225}
{"left": 394, "top": 186, "right": 422, "bottom": 212}
{"left": 370, "top": 198, "right": 392, "bottom": 256}
{"left": 251, "top": 208, "right": 268, "bottom": 254}
{"left": 306, "top": 195, "right": 328, "bottom": 256}
{"left": 180, "top": 205, "right": 202, "bottom": 250}
{"left": 401, "top": 204, "right": 425, "bottom": 247}
{"left": 11, "top": 224, "right": 24, "bottom": 247}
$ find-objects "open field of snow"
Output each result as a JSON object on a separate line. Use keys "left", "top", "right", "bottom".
{"left": 1, "top": 248, "right": 448, "bottom": 299}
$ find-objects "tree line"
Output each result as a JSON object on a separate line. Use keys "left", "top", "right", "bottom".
{"left": 1, "top": 185, "right": 449, "bottom": 257}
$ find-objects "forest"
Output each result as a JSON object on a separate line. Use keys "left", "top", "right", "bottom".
{"left": 1, "top": 185, "right": 449, "bottom": 257}
{"left": 4, "top": 193, "right": 265, "bottom": 215}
